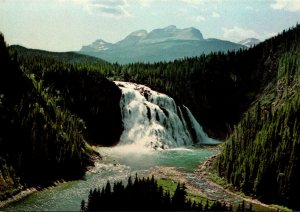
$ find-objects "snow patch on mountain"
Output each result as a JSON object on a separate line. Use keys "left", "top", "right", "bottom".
{"left": 238, "top": 38, "right": 260, "bottom": 48}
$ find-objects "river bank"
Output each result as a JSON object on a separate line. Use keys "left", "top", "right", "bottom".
{"left": 0, "top": 188, "right": 37, "bottom": 208}
{"left": 0, "top": 147, "right": 223, "bottom": 211}
{"left": 0, "top": 150, "right": 101, "bottom": 210}
{"left": 144, "top": 155, "right": 278, "bottom": 211}
{"left": 195, "top": 155, "right": 278, "bottom": 211}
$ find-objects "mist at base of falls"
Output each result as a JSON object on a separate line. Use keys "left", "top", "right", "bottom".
{"left": 3, "top": 82, "right": 221, "bottom": 211}
{"left": 115, "top": 81, "right": 220, "bottom": 149}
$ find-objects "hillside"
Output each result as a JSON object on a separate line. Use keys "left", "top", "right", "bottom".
{"left": 11, "top": 45, "right": 108, "bottom": 64}
{"left": 216, "top": 25, "right": 300, "bottom": 209}
{"left": 80, "top": 25, "right": 245, "bottom": 64}
{"left": 0, "top": 34, "right": 122, "bottom": 200}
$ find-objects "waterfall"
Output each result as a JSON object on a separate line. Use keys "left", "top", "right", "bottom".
{"left": 114, "top": 81, "right": 219, "bottom": 149}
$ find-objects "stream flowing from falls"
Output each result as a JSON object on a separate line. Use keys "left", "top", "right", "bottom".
{"left": 3, "top": 81, "right": 223, "bottom": 211}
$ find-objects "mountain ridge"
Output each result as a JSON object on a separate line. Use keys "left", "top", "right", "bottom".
{"left": 238, "top": 38, "right": 260, "bottom": 48}
{"left": 80, "top": 25, "right": 244, "bottom": 64}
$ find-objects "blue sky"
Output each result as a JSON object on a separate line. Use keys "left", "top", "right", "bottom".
{"left": 0, "top": 0, "right": 299, "bottom": 51}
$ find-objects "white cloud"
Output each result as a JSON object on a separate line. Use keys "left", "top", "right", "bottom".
{"left": 194, "top": 15, "right": 206, "bottom": 23}
{"left": 211, "top": 11, "right": 220, "bottom": 18}
{"left": 181, "top": 0, "right": 222, "bottom": 5}
{"left": 138, "top": 0, "right": 153, "bottom": 7}
{"left": 88, "top": 0, "right": 130, "bottom": 17}
{"left": 271, "top": 0, "right": 300, "bottom": 12}
{"left": 59, "top": 0, "right": 130, "bottom": 17}
{"left": 222, "top": 26, "right": 259, "bottom": 42}
{"left": 181, "top": 0, "right": 203, "bottom": 4}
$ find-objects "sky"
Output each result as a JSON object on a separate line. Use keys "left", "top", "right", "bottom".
{"left": 0, "top": 0, "right": 300, "bottom": 52}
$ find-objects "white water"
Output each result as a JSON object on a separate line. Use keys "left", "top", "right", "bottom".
{"left": 114, "top": 81, "right": 219, "bottom": 149}
{"left": 3, "top": 82, "right": 221, "bottom": 211}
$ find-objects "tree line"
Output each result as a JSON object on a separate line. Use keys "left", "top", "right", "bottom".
{"left": 81, "top": 175, "right": 235, "bottom": 211}
{"left": 0, "top": 33, "right": 122, "bottom": 200}
{"left": 216, "top": 25, "right": 300, "bottom": 210}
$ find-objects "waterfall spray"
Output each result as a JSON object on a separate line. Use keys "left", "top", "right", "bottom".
{"left": 114, "top": 81, "right": 219, "bottom": 149}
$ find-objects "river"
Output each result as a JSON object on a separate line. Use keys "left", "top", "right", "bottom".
{"left": 3, "top": 80, "right": 273, "bottom": 211}
{"left": 4, "top": 146, "right": 217, "bottom": 211}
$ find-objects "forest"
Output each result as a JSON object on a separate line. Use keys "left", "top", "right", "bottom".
{"left": 0, "top": 34, "right": 121, "bottom": 199}
{"left": 81, "top": 175, "right": 236, "bottom": 211}
{"left": 0, "top": 24, "right": 299, "bottom": 210}
{"left": 216, "top": 27, "right": 300, "bottom": 209}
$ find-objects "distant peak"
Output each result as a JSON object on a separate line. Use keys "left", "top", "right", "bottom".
{"left": 238, "top": 38, "right": 260, "bottom": 47}
{"left": 80, "top": 38, "right": 112, "bottom": 52}
{"left": 239, "top": 38, "right": 260, "bottom": 42}
{"left": 129, "top": 29, "right": 148, "bottom": 37}
{"left": 93, "top": 39, "right": 111, "bottom": 44}
{"left": 165, "top": 25, "right": 177, "bottom": 30}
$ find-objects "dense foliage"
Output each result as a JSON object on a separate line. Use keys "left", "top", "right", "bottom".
{"left": 10, "top": 45, "right": 123, "bottom": 146}
{"left": 216, "top": 25, "right": 300, "bottom": 209}
{"left": 0, "top": 34, "right": 122, "bottom": 200}
{"left": 81, "top": 175, "right": 232, "bottom": 211}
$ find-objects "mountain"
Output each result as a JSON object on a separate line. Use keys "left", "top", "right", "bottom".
{"left": 79, "top": 25, "right": 244, "bottom": 64}
{"left": 81, "top": 39, "right": 113, "bottom": 52}
{"left": 238, "top": 38, "right": 260, "bottom": 48}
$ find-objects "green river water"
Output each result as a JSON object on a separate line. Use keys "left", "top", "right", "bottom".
{"left": 3, "top": 146, "right": 217, "bottom": 211}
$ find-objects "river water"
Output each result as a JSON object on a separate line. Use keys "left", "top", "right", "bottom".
{"left": 4, "top": 81, "right": 223, "bottom": 211}
{"left": 4, "top": 146, "right": 217, "bottom": 211}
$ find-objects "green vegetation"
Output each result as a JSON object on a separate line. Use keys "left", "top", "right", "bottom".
{"left": 81, "top": 175, "right": 233, "bottom": 211}
{"left": 270, "top": 204, "right": 292, "bottom": 212}
{"left": 216, "top": 25, "right": 300, "bottom": 210}
{"left": 10, "top": 45, "right": 123, "bottom": 146}
{"left": 157, "top": 178, "right": 208, "bottom": 204}
{"left": 0, "top": 33, "right": 122, "bottom": 200}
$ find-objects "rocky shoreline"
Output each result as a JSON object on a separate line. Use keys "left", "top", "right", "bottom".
{"left": 0, "top": 188, "right": 37, "bottom": 209}
{"left": 144, "top": 155, "right": 278, "bottom": 211}
{"left": 195, "top": 155, "right": 277, "bottom": 211}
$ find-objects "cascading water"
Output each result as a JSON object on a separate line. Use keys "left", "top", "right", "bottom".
{"left": 3, "top": 82, "right": 221, "bottom": 211}
{"left": 114, "top": 81, "right": 219, "bottom": 149}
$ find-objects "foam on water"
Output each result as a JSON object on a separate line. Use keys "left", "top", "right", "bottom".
{"left": 114, "top": 81, "right": 220, "bottom": 149}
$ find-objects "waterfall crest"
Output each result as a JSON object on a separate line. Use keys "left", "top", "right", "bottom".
{"left": 114, "top": 81, "right": 219, "bottom": 149}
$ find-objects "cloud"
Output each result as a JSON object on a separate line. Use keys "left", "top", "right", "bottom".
{"left": 60, "top": 0, "right": 130, "bottom": 17}
{"left": 194, "top": 15, "right": 206, "bottom": 23}
{"left": 138, "top": 0, "right": 153, "bottom": 7}
{"left": 181, "top": 0, "right": 222, "bottom": 5}
{"left": 87, "top": 0, "right": 130, "bottom": 17}
{"left": 271, "top": 0, "right": 300, "bottom": 12}
{"left": 222, "top": 26, "right": 259, "bottom": 42}
{"left": 181, "top": 0, "right": 203, "bottom": 4}
{"left": 211, "top": 11, "right": 220, "bottom": 18}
